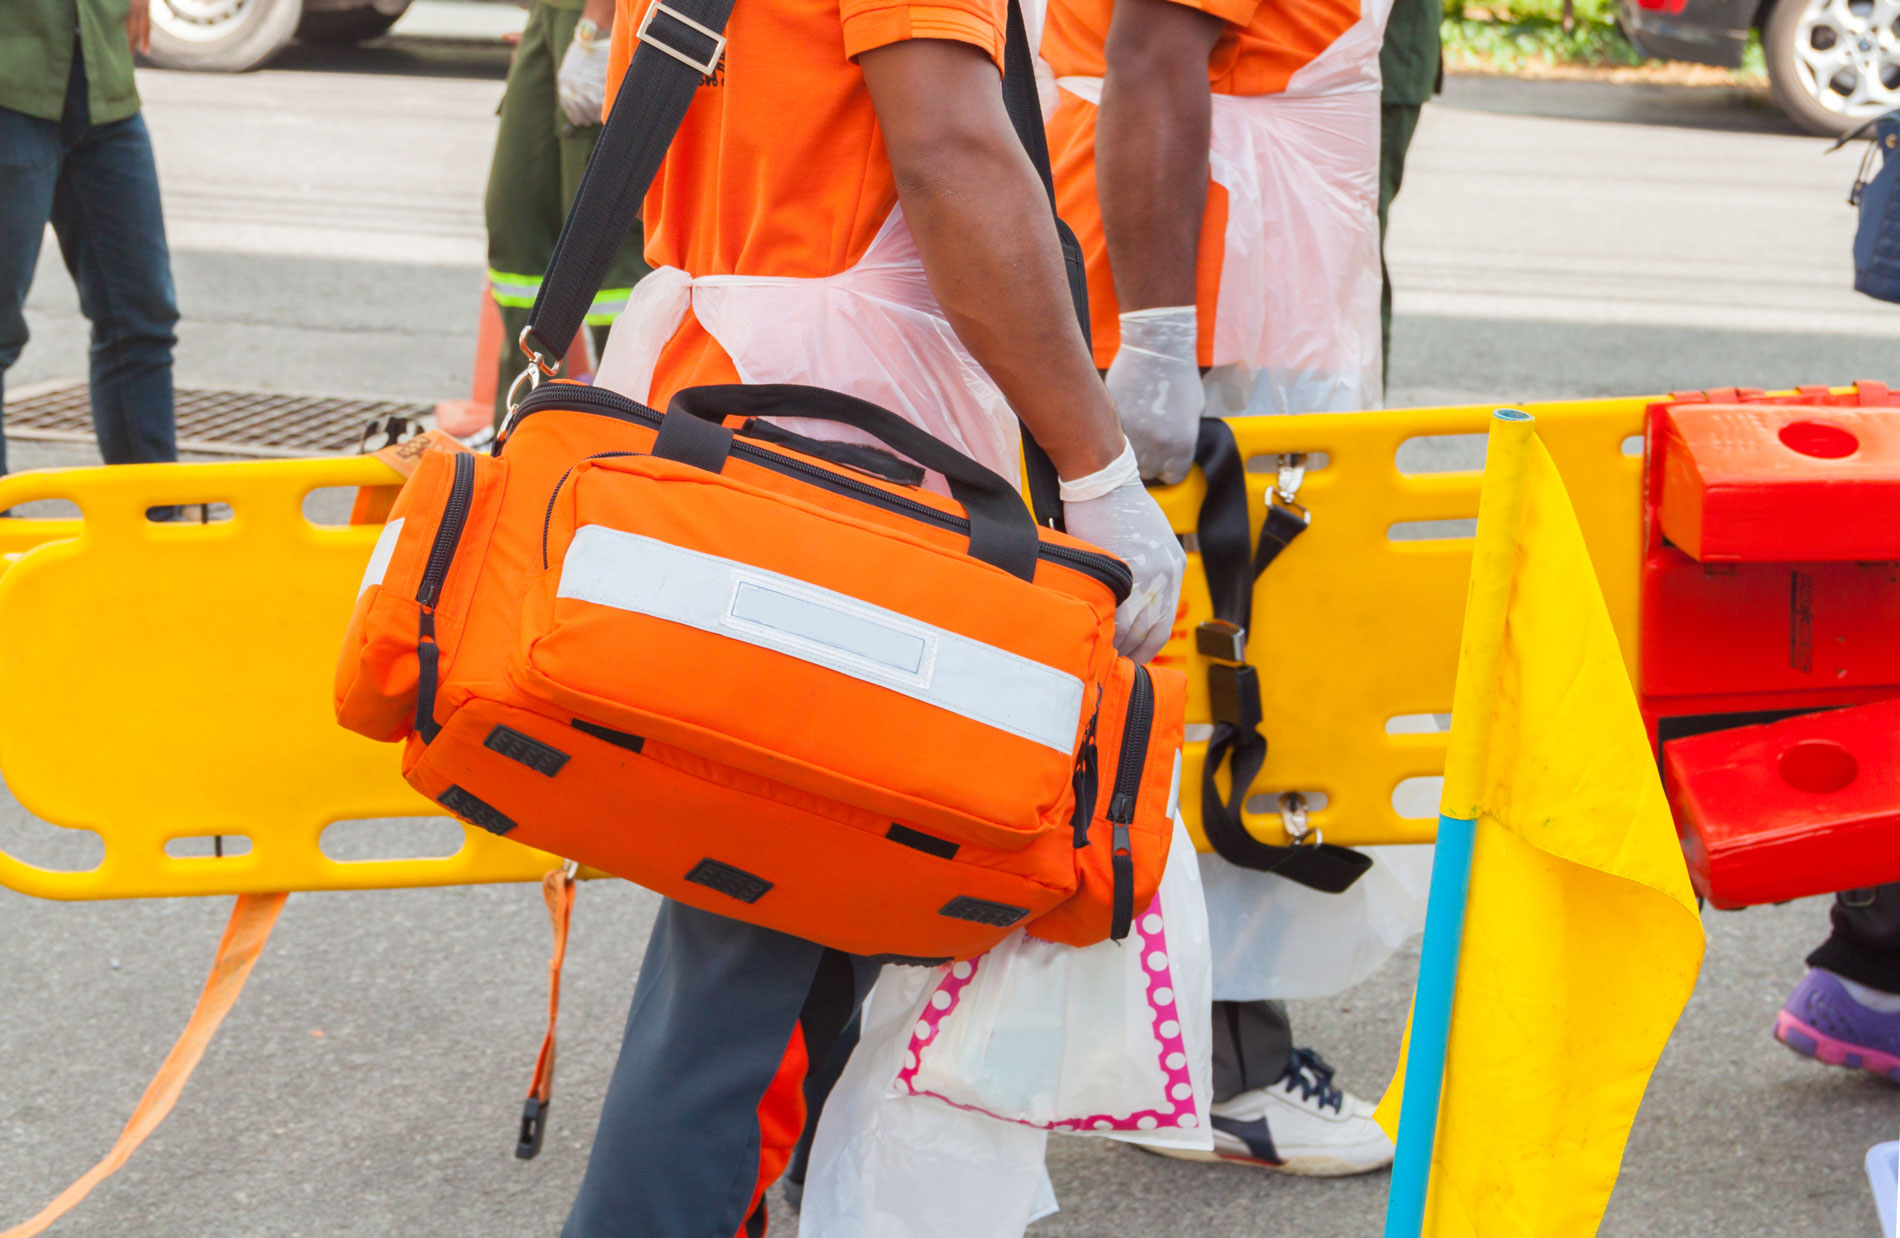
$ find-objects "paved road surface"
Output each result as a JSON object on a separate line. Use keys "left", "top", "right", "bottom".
{"left": 4, "top": 17, "right": 1898, "bottom": 1235}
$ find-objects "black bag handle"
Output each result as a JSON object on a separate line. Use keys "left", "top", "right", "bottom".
{"left": 665, "top": 384, "right": 1042, "bottom": 581}
{"left": 516, "top": 0, "right": 1086, "bottom": 530}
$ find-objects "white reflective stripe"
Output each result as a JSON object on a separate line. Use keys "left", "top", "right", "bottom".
{"left": 556, "top": 525, "right": 1085, "bottom": 752}
{"left": 358, "top": 517, "right": 405, "bottom": 598}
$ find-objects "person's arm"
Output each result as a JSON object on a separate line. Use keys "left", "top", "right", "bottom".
{"left": 559, "top": 0, "right": 618, "bottom": 127}
{"left": 861, "top": 39, "right": 1120, "bottom": 481}
{"left": 859, "top": 38, "right": 1184, "bottom": 661}
{"left": 1095, "top": 0, "right": 1223, "bottom": 312}
{"left": 126, "top": 0, "right": 152, "bottom": 56}
{"left": 1090, "top": 0, "right": 1223, "bottom": 484}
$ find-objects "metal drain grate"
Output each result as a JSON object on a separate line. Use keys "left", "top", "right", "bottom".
{"left": 4, "top": 382, "right": 435, "bottom": 458}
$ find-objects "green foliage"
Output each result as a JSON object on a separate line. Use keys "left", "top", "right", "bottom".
{"left": 1441, "top": 13, "right": 1649, "bottom": 69}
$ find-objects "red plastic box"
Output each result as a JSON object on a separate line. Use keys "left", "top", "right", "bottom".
{"left": 1655, "top": 404, "right": 1900, "bottom": 563}
{"left": 1664, "top": 699, "right": 1900, "bottom": 908}
{"left": 1639, "top": 545, "right": 1900, "bottom": 700}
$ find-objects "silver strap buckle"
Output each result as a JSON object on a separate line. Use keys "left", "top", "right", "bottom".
{"left": 637, "top": 1, "right": 726, "bottom": 75}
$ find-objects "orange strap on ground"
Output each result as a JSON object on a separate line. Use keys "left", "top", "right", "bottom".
{"left": 2, "top": 891, "right": 288, "bottom": 1238}
{"left": 517, "top": 865, "right": 577, "bottom": 1160}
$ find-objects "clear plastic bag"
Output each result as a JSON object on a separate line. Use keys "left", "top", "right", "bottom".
{"left": 800, "top": 966, "right": 1059, "bottom": 1238}
{"left": 1199, "top": 844, "right": 1433, "bottom": 1001}
{"left": 897, "top": 814, "right": 1214, "bottom": 1151}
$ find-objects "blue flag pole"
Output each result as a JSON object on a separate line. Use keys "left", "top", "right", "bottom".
{"left": 1382, "top": 410, "right": 1537, "bottom": 1238}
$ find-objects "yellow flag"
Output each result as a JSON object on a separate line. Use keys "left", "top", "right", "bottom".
{"left": 1374, "top": 431, "right": 1705, "bottom": 1235}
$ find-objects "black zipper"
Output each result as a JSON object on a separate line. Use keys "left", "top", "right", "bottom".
{"left": 418, "top": 451, "right": 476, "bottom": 608}
{"left": 1070, "top": 689, "right": 1101, "bottom": 848}
{"left": 542, "top": 452, "right": 638, "bottom": 568}
{"left": 1105, "top": 664, "right": 1154, "bottom": 941}
{"left": 414, "top": 451, "right": 475, "bottom": 743}
{"left": 512, "top": 383, "right": 1134, "bottom": 601}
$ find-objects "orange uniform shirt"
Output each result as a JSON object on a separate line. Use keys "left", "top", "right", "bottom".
{"left": 1042, "top": 0, "right": 1359, "bottom": 97}
{"left": 606, "top": 0, "right": 1009, "bottom": 405}
{"left": 1043, "top": 0, "right": 1360, "bottom": 365}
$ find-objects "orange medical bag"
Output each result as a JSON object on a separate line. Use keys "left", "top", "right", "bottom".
{"left": 335, "top": 382, "right": 1183, "bottom": 959}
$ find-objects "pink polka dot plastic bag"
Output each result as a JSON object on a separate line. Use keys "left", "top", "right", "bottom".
{"left": 895, "top": 814, "right": 1214, "bottom": 1151}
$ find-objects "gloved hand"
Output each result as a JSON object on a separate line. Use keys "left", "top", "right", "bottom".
{"left": 1061, "top": 440, "right": 1186, "bottom": 664}
{"left": 1104, "top": 305, "right": 1202, "bottom": 486}
{"left": 557, "top": 18, "right": 612, "bottom": 129}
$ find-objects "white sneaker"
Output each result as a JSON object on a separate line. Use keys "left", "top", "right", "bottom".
{"left": 1145, "top": 1048, "right": 1394, "bottom": 1177}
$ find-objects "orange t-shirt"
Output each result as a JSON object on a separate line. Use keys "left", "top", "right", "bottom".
{"left": 605, "top": 0, "right": 1009, "bottom": 404}
{"left": 1042, "top": 0, "right": 1362, "bottom": 365}
{"left": 1041, "top": 0, "right": 1360, "bottom": 97}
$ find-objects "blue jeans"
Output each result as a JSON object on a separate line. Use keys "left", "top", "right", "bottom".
{"left": 0, "top": 52, "right": 178, "bottom": 478}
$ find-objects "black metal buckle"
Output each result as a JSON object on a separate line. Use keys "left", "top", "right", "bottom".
{"left": 1207, "top": 662, "right": 1262, "bottom": 733}
{"left": 1195, "top": 619, "right": 1246, "bottom": 663}
{"left": 516, "top": 1097, "right": 548, "bottom": 1161}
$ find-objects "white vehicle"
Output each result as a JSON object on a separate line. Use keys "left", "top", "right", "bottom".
{"left": 148, "top": 0, "right": 424, "bottom": 71}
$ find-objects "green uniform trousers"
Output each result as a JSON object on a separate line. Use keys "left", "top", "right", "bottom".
{"left": 1378, "top": 102, "right": 1424, "bottom": 382}
{"left": 483, "top": 0, "right": 650, "bottom": 423}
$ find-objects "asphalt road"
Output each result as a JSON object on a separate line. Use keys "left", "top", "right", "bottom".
{"left": 5, "top": 15, "right": 1900, "bottom": 1236}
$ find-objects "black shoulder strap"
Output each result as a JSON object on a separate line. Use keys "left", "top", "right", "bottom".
{"left": 518, "top": 0, "right": 1082, "bottom": 529}
{"left": 1193, "top": 417, "right": 1371, "bottom": 894}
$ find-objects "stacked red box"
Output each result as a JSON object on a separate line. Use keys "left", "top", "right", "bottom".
{"left": 1655, "top": 404, "right": 1900, "bottom": 563}
{"left": 1665, "top": 700, "right": 1900, "bottom": 908}
{"left": 1641, "top": 383, "right": 1900, "bottom": 906}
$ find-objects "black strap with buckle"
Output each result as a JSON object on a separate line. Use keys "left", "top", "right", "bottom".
{"left": 1193, "top": 417, "right": 1371, "bottom": 894}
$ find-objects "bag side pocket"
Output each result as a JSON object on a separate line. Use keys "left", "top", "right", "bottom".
{"left": 1027, "top": 659, "right": 1186, "bottom": 948}
{"left": 335, "top": 448, "right": 506, "bottom": 742}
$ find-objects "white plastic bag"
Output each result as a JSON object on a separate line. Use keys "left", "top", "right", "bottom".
{"left": 800, "top": 967, "right": 1058, "bottom": 1238}
{"left": 896, "top": 814, "right": 1213, "bottom": 1151}
{"left": 1199, "top": 844, "right": 1432, "bottom": 1002}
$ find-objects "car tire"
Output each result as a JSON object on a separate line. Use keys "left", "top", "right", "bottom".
{"left": 296, "top": 3, "right": 409, "bottom": 44}
{"left": 1763, "top": 0, "right": 1900, "bottom": 136}
{"left": 146, "top": 0, "right": 304, "bottom": 71}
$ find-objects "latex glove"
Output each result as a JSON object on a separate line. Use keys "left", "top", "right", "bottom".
{"left": 1104, "top": 305, "right": 1202, "bottom": 486}
{"left": 557, "top": 19, "right": 612, "bottom": 129}
{"left": 1061, "top": 440, "right": 1186, "bottom": 664}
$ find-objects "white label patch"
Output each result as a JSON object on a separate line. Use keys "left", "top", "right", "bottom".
{"left": 556, "top": 525, "right": 1084, "bottom": 752}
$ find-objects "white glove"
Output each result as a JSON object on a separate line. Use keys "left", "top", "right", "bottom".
{"left": 1061, "top": 440, "right": 1186, "bottom": 664}
{"left": 557, "top": 19, "right": 611, "bottom": 129}
{"left": 1104, "top": 305, "right": 1202, "bottom": 486}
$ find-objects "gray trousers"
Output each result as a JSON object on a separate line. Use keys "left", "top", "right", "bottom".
{"left": 1212, "top": 999, "right": 1295, "bottom": 1101}
{"left": 564, "top": 899, "right": 879, "bottom": 1238}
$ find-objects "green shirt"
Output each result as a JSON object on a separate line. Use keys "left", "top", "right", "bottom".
{"left": 1380, "top": 0, "right": 1442, "bottom": 106}
{"left": 0, "top": 0, "right": 140, "bottom": 126}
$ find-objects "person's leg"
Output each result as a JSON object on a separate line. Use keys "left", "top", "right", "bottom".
{"left": 1777, "top": 885, "right": 1900, "bottom": 1079}
{"left": 0, "top": 106, "right": 68, "bottom": 478}
{"left": 484, "top": 1, "right": 567, "bottom": 424}
{"left": 1377, "top": 102, "right": 1423, "bottom": 386}
{"left": 564, "top": 899, "right": 875, "bottom": 1238}
{"left": 1807, "top": 885, "right": 1900, "bottom": 990}
{"left": 50, "top": 106, "right": 178, "bottom": 468}
{"left": 1212, "top": 999, "right": 1294, "bottom": 1102}
{"left": 1150, "top": 999, "right": 1390, "bottom": 1175}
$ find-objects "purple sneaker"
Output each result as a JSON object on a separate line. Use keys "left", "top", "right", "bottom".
{"left": 1775, "top": 969, "right": 1900, "bottom": 1082}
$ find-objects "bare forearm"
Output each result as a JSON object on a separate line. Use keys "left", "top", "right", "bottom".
{"left": 1097, "top": 0, "right": 1220, "bottom": 311}
{"left": 582, "top": 0, "right": 615, "bottom": 29}
{"left": 894, "top": 146, "right": 1122, "bottom": 478}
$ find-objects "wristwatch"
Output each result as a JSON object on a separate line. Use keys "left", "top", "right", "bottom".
{"left": 574, "top": 17, "right": 605, "bottom": 45}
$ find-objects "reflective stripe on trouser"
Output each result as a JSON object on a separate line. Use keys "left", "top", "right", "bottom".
{"left": 562, "top": 899, "right": 879, "bottom": 1238}
{"left": 488, "top": 269, "right": 631, "bottom": 326}
{"left": 482, "top": 0, "right": 648, "bottom": 421}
